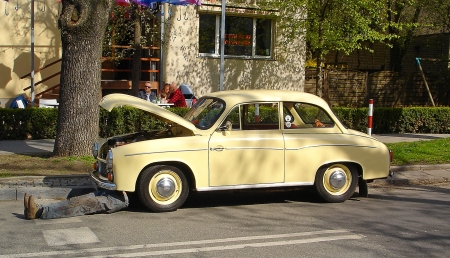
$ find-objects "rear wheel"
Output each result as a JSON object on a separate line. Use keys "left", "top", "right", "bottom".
{"left": 315, "top": 163, "right": 357, "bottom": 203}
{"left": 138, "top": 165, "right": 189, "bottom": 212}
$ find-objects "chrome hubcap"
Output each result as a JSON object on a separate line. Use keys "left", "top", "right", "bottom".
{"left": 329, "top": 170, "right": 347, "bottom": 189}
{"left": 156, "top": 177, "right": 176, "bottom": 198}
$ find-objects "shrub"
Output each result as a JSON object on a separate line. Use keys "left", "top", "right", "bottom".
{"left": 0, "top": 106, "right": 449, "bottom": 140}
{"left": 331, "top": 107, "right": 450, "bottom": 134}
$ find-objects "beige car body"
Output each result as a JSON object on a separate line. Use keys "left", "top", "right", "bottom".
{"left": 91, "top": 90, "right": 391, "bottom": 208}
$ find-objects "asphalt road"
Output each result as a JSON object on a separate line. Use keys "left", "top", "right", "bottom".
{"left": 1, "top": 184, "right": 449, "bottom": 258}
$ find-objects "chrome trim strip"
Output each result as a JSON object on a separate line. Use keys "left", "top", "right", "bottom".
{"left": 125, "top": 148, "right": 208, "bottom": 157}
{"left": 196, "top": 182, "right": 314, "bottom": 192}
{"left": 285, "top": 144, "right": 377, "bottom": 151}
{"left": 224, "top": 147, "right": 284, "bottom": 151}
{"left": 90, "top": 171, "right": 117, "bottom": 190}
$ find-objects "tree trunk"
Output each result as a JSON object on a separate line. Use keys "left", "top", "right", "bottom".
{"left": 54, "top": 0, "right": 115, "bottom": 156}
{"left": 389, "top": 39, "right": 405, "bottom": 73}
{"left": 388, "top": 3, "right": 421, "bottom": 73}
{"left": 315, "top": 17, "right": 324, "bottom": 98}
{"left": 315, "top": 51, "right": 323, "bottom": 98}
{"left": 131, "top": 4, "right": 142, "bottom": 97}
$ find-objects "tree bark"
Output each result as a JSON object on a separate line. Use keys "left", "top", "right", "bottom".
{"left": 314, "top": 0, "right": 328, "bottom": 98}
{"left": 54, "top": 0, "right": 115, "bottom": 156}
{"left": 315, "top": 19, "right": 324, "bottom": 98}
{"left": 315, "top": 50, "right": 323, "bottom": 98}
{"left": 388, "top": 2, "right": 421, "bottom": 73}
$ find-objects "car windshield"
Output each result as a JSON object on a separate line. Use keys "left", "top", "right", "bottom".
{"left": 184, "top": 98, "right": 225, "bottom": 129}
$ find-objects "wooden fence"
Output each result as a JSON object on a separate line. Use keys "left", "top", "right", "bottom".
{"left": 305, "top": 69, "right": 449, "bottom": 107}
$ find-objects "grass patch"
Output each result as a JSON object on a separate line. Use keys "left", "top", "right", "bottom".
{"left": 0, "top": 154, "right": 94, "bottom": 177}
{"left": 386, "top": 137, "right": 450, "bottom": 166}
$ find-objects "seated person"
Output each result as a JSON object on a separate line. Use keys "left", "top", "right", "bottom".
{"left": 167, "top": 83, "right": 187, "bottom": 107}
{"left": 159, "top": 83, "right": 170, "bottom": 103}
{"left": 137, "top": 82, "right": 157, "bottom": 103}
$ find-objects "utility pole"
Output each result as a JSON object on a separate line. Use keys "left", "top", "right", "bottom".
{"left": 30, "top": 0, "right": 35, "bottom": 106}
{"left": 219, "top": 0, "right": 225, "bottom": 91}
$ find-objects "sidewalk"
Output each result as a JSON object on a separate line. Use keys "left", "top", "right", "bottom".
{"left": 1, "top": 134, "right": 450, "bottom": 201}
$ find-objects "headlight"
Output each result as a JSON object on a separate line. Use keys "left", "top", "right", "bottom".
{"left": 92, "top": 142, "right": 98, "bottom": 158}
{"left": 106, "top": 150, "right": 113, "bottom": 172}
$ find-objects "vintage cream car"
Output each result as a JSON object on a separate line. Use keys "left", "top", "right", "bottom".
{"left": 91, "top": 90, "right": 392, "bottom": 212}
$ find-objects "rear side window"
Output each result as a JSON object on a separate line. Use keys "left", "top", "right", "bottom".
{"left": 294, "top": 103, "right": 334, "bottom": 128}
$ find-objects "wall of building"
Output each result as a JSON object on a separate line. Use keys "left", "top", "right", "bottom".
{"left": 162, "top": 0, "right": 306, "bottom": 98}
{"left": 0, "top": 1, "right": 61, "bottom": 107}
{"left": 1, "top": 0, "right": 307, "bottom": 107}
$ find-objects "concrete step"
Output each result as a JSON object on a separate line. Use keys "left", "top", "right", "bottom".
{"left": 41, "top": 93, "right": 59, "bottom": 100}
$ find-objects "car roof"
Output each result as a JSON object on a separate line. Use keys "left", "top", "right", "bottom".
{"left": 202, "top": 90, "right": 329, "bottom": 107}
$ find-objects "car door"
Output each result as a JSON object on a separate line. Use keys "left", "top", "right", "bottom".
{"left": 282, "top": 102, "right": 344, "bottom": 183}
{"left": 208, "top": 103, "right": 285, "bottom": 187}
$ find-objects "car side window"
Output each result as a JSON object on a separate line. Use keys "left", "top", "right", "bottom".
{"left": 293, "top": 103, "right": 334, "bottom": 128}
{"left": 187, "top": 98, "right": 225, "bottom": 129}
{"left": 221, "top": 106, "right": 241, "bottom": 130}
{"left": 242, "top": 103, "right": 279, "bottom": 130}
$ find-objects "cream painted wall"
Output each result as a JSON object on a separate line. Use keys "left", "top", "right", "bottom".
{"left": 0, "top": 1, "right": 61, "bottom": 107}
{"left": 162, "top": 0, "right": 306, "bottom": 98}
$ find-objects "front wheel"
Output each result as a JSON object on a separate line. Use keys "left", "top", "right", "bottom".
{"left": 315, "top": 163, "right": 357, "bottom": 203}
{"left": 138, "top": 165, "right": 189, "bottom": 212}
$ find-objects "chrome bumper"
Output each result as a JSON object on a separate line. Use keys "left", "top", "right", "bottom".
{"left": 90, "top": 171, "right": 117, "bottom": 190}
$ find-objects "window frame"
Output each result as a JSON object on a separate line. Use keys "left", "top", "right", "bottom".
{"left": 198, "top": 14, "right": 275, "bottom": 60}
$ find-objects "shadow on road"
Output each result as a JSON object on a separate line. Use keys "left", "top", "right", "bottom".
{"left": 124, "top": 187, "right": 363, "bottom": 213}
{"left": 0, "top": 140, "right": 54, "bottom": 155}
{"left": 369, "top": 184, "right": 450, "bottom": 207}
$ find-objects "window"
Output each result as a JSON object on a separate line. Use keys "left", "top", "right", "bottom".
{"left": 282, "top": 102, "right": 336, "bottom": 129}
{"left": 185, "top": 98, "right": 226, "bottom": 129}
{"left": 198, "top": 14, "right": 273, "bottom": 59}
{"left": 292, "top": 103, "right": 334, "bottom": 128}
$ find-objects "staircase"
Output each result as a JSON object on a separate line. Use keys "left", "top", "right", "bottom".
{"left": 21, "top": 59, "right": 61, "bottom": 107}
{"left": 20, "top": 45, "right": 161, "bottom": 107}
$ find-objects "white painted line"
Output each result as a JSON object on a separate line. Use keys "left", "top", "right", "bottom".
{"left": 34, "top": 217, "right": 82, "bottom": 225}
{"left": 82, "top": 234, "right": 364, "bottom": 258}
{"left": 0, "top": 229, "right": 359, "bottom": 258}
{"left": 42, "top": 227, "right": 100, "bottom": 246}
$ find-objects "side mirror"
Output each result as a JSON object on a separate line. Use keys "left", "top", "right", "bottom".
{"left": 218, "top": 121, "right": 232, "bottom": 131}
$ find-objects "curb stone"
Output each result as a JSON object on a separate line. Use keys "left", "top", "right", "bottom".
{"left": 0, "top": 175, "right": 93, "bottom": 188}
{"left": 390, "top": 164, "right": 450, "bottom": 172}
{"left": 371, "top": 177, "right": 450, "bottom": 187}
{"left": 0, "top": 175, "right": 95, "bottom": 201}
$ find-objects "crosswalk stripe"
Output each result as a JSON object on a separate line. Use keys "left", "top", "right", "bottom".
{"left": 42, "top": 227, "right": 100, "bottom": 246}
{"left": 0, "top": 229, "right": 362, "bottom": 258}
{"left": 83, "top": 234, "right": 364, "bottom": 258}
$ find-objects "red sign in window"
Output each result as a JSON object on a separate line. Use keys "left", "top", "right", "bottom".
{"left": 224, "top": 34, "right": 251, "bottom": 46}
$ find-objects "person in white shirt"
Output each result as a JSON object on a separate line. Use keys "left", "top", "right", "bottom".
{"left": 137, "top": 81, "right": 157, "bottom": 103}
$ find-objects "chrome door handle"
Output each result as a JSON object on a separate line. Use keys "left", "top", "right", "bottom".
{"left": 210, "top": 146, "right": 224, "bottom": 151}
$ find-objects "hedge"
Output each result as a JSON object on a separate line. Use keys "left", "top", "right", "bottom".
{"left": 332, "top": 107, "right": 450, "bottom": 134}
{"left": 0, "top": 106, "right": 448, "bottom": 140}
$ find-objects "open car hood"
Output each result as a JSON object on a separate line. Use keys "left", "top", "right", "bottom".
{"left": 99, "top": 93, "right": 199, "bottom": 134}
